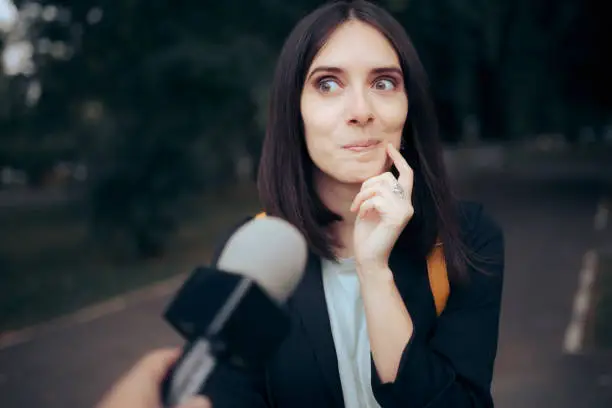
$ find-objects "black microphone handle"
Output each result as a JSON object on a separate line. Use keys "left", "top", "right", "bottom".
{"left": 162, "top": 338, "right": 217, "bottom": 407}
{"left": 160, "top": 268, "right": 292, "bottom": 407}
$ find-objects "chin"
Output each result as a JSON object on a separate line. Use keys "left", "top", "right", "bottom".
{"left": 334, "top": 162, "right": 390, "bottom": 184}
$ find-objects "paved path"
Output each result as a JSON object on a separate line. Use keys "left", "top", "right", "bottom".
{"left": 456, "top": 175, "right": 612, "bottom": 407}
{"left": 1, "top": 173, "right": 611, "bottom": 407}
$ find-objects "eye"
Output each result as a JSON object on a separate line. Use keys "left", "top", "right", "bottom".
{"left": 317, "top": 78, "right": 341, "bottom": 93}
{"left": 373, "top": 78, "right": 396, "bottom": 91}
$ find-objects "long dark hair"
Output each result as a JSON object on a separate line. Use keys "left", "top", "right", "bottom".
{"left": 257, "top": 0, "right": 468, "bottom": 282}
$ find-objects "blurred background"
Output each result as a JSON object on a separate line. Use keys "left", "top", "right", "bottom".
{"left": 0, "top": 0, "right": 611, "bottom": 407}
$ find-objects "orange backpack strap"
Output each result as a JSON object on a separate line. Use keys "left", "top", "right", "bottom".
{"left": 427, "top": 243, "right": 450, "bottom": 316}
{"left": 254, "top": 211, "right": 449, "bottom": 316}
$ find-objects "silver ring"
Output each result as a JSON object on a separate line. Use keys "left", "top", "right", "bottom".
{"left": 391, "top": 180, "right": 406, "bottom": 200}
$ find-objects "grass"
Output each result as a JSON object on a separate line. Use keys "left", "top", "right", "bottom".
{"left": 589, "top": 250, "right": 612, "bottom": 350}
{"left": 0, "top": 182, "right": 262, "bottom": 332}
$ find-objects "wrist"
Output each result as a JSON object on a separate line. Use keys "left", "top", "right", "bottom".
{"left": 355, "top": 255, "right": 389, "bottom": 272}
{"left": 356, "top": 263, "right": 394, "bottom": 284}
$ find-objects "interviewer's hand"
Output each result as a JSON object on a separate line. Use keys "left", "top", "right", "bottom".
{"left": 95, "top": 347, "right": 211, "bottom": 408}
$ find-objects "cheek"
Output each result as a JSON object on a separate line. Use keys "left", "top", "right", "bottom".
{"left": 301, "top": 96, "right": 342, "bottom": 132}
{"left": 378, "top": 95, "right": 408, "bottom": 133}
{"left": 301, "top": 97, "right": 343, "bottom": 159}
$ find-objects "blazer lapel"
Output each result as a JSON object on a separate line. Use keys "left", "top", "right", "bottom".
{"left": 291, "top": 252, "right": 344, "bottom": 407}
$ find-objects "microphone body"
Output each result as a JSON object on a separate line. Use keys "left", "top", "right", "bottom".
{"left": 160, "top": 216, "right": 308, "bottom": 407}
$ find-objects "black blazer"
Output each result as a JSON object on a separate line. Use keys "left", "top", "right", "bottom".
{"left": 203, "top": 201, "right": 504, "bottom": 408}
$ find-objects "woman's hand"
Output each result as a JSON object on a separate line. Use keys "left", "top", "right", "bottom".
{"left": 350, "top": 143, "right": 414, "bottom": 273}
{"left": 95, "top": 347, "right": 211, "bottom": 408}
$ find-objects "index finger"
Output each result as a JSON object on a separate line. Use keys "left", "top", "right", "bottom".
{"left": 386, "top": 143, "right": 413, "bottom": 186}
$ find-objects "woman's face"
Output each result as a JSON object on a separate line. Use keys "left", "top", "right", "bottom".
{"left": 301, "top": 20, "right": 408, "bottom": 185}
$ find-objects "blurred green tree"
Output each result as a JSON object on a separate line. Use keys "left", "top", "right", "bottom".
{"left": 3, "top": 0, "right": 280, "bottom": 257}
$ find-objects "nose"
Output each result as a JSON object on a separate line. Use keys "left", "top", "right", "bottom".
{"left": 347, "top": 89, "right": 374, "bottom": 126}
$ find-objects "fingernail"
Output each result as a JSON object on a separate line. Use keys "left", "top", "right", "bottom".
{"left": 178, "top": 396, "right": 210, "bottom": 408}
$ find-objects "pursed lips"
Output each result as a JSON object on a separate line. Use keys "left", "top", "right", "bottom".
{"left": 342, "top": 139, "right": 381, "bottom": 152}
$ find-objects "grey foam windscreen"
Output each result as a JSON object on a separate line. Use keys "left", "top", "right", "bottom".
{"left": 216, "top": 216, "right": 308, "bottom": 302}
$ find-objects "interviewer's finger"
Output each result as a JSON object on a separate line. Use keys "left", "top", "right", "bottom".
{"left": 135, "top": 347, "right": 181, "bottom": 382}
{"left": 177, "top": 396, "right": 212, "bottom": 408}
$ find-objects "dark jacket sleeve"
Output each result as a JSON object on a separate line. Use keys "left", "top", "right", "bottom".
{"left": 371, "top": 203, "right": 505, "bottom": 408}
{"left": 200, "top": 215, "right": 271, "bottom": 408}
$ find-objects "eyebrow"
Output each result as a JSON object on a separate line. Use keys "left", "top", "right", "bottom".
{"left": 306, "top": 66, "right": 403, "bottom": 81}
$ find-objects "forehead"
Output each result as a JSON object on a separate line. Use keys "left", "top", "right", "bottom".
{"left": 309, "top": 20, "right": 400, "bottom": 72}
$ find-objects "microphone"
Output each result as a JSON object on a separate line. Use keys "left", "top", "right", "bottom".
{"left": 160, "top": 215, "right": 308, "bottom": 407}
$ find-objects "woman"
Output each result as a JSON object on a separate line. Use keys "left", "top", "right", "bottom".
{"left": 205, "top": 1, "right": 504, "bottom": 407}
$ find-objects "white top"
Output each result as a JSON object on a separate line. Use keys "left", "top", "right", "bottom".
{"left": 321, "top": 257, "right": 381, "bottom": 408}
